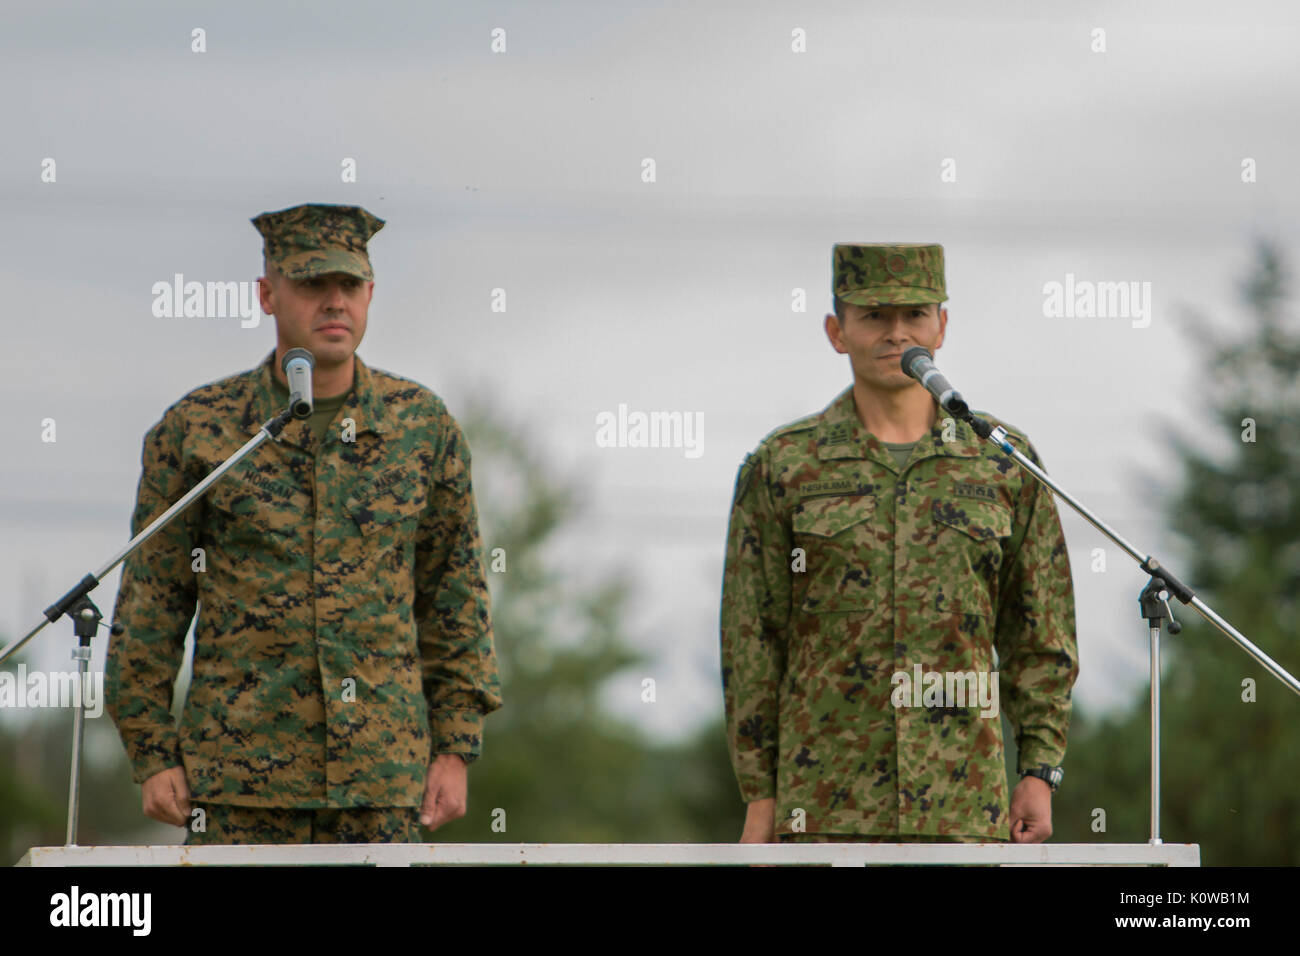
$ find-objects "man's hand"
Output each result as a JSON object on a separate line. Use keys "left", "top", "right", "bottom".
{"left": 142, "top": 766, "right": 191, "bottom": 827}
{"left": 739, "top": 796, "right": 776, "bottom": 843}
{"left": 1008, "top": 775, "right": 1053, "bottom": 843}
{"left": 419, "top": 754, "right": 468, "bottom": 830}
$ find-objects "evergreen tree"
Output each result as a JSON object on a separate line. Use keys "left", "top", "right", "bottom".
{"left": 1052, "top": 240, "right": 1300, "bottom": 864}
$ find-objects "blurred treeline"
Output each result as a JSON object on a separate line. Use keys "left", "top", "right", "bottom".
{"left": 3, "top": 240, "right": 1298, "bottom": 864}
{"left": 411, "top": 405, "right": 739, "bottom": 844}
{"left": 1039, "top": 239, "right": 1300, "bottom": 864}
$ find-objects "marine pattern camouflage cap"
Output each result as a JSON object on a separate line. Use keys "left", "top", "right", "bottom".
{"left": 833, "top": 243, "right": 946, "bottom": 306}
{"left": 253, "top": 203, "right": 386, "bottom": 281}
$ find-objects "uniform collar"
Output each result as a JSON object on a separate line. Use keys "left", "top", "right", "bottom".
{"left": 241, "top": 350, "right": 388, "bottom": 438}
{"left": 814, "top": 385, "right": 983, "bottom": 471}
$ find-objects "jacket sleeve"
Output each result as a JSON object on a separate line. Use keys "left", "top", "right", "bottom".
{"left": 414, "top": 410, "right": 502, "bottom": 760}
{"left": 105, "top": 407, "right": 201, "bottom": 784}
{"left": 993, "top": 437, "right": 1079, "bottom": 774}
{"left": 720, "top": 448, "right": 792, "bottom": 802}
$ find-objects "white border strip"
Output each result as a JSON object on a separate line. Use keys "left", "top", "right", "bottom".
{"left": 18, "top": 842, "right": 1200, "bottom": 867}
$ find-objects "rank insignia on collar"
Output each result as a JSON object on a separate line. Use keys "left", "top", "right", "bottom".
{"left": 823, "top": 423, "right": 855, "bottom": 446}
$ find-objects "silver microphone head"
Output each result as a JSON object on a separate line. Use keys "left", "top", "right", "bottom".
{"left": 900, "top": 346, "right": 933, "bottom": 378}
{"left": 281, "top": 348, "right": 315, "bottom": 419}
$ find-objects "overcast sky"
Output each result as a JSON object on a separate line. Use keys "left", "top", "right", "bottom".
{"left": 3, "top": 0, "right": 1299, "bottom": 749}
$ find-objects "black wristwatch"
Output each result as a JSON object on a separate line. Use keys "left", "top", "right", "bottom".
{"left": 1021, "top": 765, "right": 1063, "bottom": 793}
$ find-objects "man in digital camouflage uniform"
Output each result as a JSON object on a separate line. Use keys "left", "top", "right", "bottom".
{"left": 720, "top": 243, "right": 1078, "bottom": 847}
{"left": 106, "top": 203, "right": 502, "bottom": 845}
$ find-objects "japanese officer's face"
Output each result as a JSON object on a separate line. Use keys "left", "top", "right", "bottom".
{"left": 825, "top": 302, "right": 948, "bottom": 394}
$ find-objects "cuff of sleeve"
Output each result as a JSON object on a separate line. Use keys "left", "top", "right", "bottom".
{"left": 430, "top": 709, "right": 486, "bottom": 759}
{"left": 737, "top": 776, "right": 777, "bottom": 803}
{"left": 1016, "top": 747, "right": 1065, "bottom": 776}
{"left": 123, "top": 730, "right": 184, "bottom": 785}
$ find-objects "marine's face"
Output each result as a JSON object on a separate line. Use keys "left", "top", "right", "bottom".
{"left": 825, "top": 302, "right": 947, "bottom": 393}
{"left": 260, "top": 269, "right": 373, "bottom": 368}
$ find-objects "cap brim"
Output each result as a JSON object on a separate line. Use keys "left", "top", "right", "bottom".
{"left": 277, "top": 249, "right": 373, "bottom": 281}
{"left": 839, "top": 288, "right": 946, "bottom": 306}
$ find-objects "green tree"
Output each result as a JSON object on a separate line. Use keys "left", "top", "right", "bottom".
{"left": 1051, "top": 240, "right": 1300, "bottom": 863}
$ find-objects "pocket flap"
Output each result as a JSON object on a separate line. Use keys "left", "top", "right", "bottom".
{"left": 347, "top": 469, "right": 426, "bottom": 534}
{"left": 932, "top": 498, "right": 1012, "bottom": 542}
{"left": 205, "top": 473, "right": 306, "bottom": 535}
{"left": 792, "top": 494, "right": 876, "bottom": 538}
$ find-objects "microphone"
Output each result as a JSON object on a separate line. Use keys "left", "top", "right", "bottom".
{"left": 900, "top": 347, "right": 969, "bottom": 417}
{"left": 282, "top": 348, "right": 315, "bottom": 419}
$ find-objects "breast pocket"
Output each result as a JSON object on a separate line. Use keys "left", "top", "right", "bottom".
{"left": 791, "top": 494, "right": 880, "bottom": 614}
{"left": 930, "top": 497, "right": 1014, "bottom": 616}
{"left": 346, "top": 468, "right": 427, "bottom": 538}
{"left": 204, "top": 474, "right": 309, "bottom": 540}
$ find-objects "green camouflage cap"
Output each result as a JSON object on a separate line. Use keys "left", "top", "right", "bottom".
{"left": 833, "top": 243, "right": 946, "bottom": 306}
{"left": 252, "top": 203, "right": 385, "bottom": 281}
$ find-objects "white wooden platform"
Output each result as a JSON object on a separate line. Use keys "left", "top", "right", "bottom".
{"left": 17, "top": 842, "right": 1201, "bottom": 866}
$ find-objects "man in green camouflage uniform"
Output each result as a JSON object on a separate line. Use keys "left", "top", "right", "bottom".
{"left": 721, "top": 243, "right": 1077, "bottom": 847}
{"left": 106, "top": 203, "right": 502, "bottom": 845}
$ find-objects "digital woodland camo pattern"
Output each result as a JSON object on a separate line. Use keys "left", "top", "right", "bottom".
{"left": 721, "top": 388, "right": 1078, "bottom": 840}
{"left": 183, "top": 802, "right": 422, "bottom": 845}
{"left": 833, "top": 243, "right": 947, "bottom": 306}
{"left": 252, "top": 203, "right": 385, "bottom": 281}
{"left": 106, "top": 351, "right": 502, "bottom": 808}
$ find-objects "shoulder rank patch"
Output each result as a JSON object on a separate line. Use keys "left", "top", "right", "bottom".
{"left": 823, "top": 422, "right": 855, "bottom": 446}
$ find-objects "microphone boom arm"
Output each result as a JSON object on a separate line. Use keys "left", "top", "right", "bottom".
{"left": 961, "top": 411, "right": 1300, "bottom": 697}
